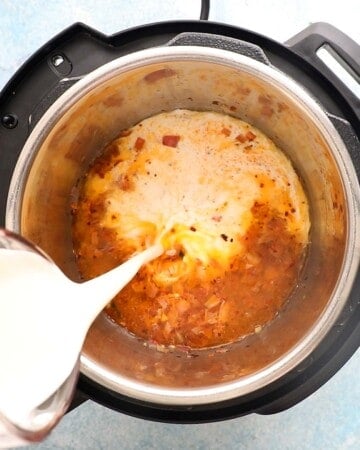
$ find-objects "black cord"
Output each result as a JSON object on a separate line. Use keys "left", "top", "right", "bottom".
{"left": 200, "top": 0, "right": 210, "bottom": 20}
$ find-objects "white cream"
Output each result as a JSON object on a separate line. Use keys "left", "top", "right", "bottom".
{"left": 0, "top": 244, "right": 162, "bottom": 431}
{"left": 80, "top": 110, "right": 310, "bottom": 286}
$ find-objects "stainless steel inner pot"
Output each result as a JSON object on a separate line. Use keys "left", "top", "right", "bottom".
{"left": 6, "top": 46, "right": 360, "bottom": 405}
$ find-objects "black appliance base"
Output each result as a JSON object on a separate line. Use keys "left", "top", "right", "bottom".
{"left": 0, "top": 20, "right": 359, "bottom": 421}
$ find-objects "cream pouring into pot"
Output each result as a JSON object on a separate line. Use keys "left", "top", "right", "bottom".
{"left": 0, "top": 228, "right": 162, "bottom": 444}
{"left": 5, "top": 44, "right": 360, "bottom": 406}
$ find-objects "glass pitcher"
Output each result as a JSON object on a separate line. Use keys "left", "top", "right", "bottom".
{"left": 0, "top": 229, "right": 79, "bottom": 448}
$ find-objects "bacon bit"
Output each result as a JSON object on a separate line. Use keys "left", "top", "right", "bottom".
{"left": 212, "top": 215, "right": 222, "bottom": 222}
{"left": 134, "top": 137, "right": 145, "bottom": 150}
{"left": 144, "top": 68, "right": 176, "bottom": 83}
{"left": 190, "top": 226, "right": 196, "bottom": 232}
{"left": 236, "top": 131, "right": 256, "bottom": 143}
{"left": 235, "top": 134, "right": 247, "bottom": 143}
{"left": 221, "top": 127, "right": 231, "bottom": 136}
{"left": 162, "top": 135, "right": 180, "bottom": 147}
{"left": 246, "top": 130, "right": 256, "bottom": 141}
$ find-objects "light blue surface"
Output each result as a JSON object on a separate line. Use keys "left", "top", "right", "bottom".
{"left": 18, "top": 350, "right": 360, "bottom": 450}
{"left": 1, "top": 1, "right": 359, "bottom": 449}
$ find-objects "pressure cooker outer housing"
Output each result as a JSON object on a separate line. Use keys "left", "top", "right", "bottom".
{"left": 6, "top": 43, "right": 360, "bottom": 407}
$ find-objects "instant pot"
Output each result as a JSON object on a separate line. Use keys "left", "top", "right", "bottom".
{"left": 0, "top": 19, "right": 359, "bottom": 422}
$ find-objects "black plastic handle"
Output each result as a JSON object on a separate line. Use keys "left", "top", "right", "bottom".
{"left": 328, "top": 113, "right": 360, "bottom": 179}
{"left": 286, "top": 22, "right": 360, "bottom": 119}
{"left": 167, "top": 32, "right": 270, "bottom": 65}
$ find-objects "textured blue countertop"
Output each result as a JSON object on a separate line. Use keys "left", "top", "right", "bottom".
{"left": 1, "top": 1, "right": 359, "bottom": 449}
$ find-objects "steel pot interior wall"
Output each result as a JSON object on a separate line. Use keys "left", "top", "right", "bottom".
{"left": 9, "top": 49, "right": 355, "bottom": 404}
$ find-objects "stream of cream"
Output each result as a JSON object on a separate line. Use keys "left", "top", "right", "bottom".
{"left": 0, "top": 244, "right": 162, "bottom": 431}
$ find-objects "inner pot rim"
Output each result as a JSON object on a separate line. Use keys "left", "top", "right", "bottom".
{"left": 5, "top": 46, "right": 360, "bottom": 405}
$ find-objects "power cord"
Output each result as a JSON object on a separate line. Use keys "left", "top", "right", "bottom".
{"left": 200, "top": 0, "right": 210, "bottom": 20}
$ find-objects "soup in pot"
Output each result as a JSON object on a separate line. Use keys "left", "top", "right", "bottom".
{"left": 71, "top": 109, "right": 310, "bottom": 349}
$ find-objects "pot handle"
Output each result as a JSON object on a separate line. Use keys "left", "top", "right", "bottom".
{"left": 286, "top": 23, "right": 360, "bottom": 119}
{"left": 167, "top": 32, "right": 271, "bottom": 65}
{"left": 328, "top": 113, "right": 360, "bottom": 179}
